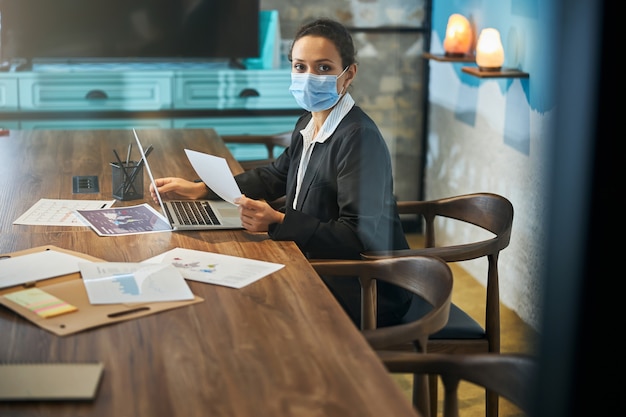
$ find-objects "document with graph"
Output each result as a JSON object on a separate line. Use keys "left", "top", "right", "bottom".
{"left": 78, "top": 262, "right": 194, "bottom": 304}
{"left": 143, "top": 247, "right": 285, "bottom": 289}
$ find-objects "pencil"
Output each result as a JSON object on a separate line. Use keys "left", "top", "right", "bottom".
{"left": 125, "top": 143, "right": 132, "bottom": 165}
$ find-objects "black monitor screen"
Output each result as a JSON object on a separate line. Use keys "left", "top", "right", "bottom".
{"left": 0, "top": 0, "right": 260, "bottom": 63}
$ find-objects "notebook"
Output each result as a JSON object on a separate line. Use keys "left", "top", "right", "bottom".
{"left": 132, "top": 129, "right": 243, "bottom": 231}
{"left": 0, "top": 363, "right": 104, "bottom": 401}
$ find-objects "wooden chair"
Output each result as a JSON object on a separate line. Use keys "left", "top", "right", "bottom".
{"left": 310, "top": 256, "right": 453, "bottom": 416}
{"left": 221, "top": 131, "right": 292, "bottom": 171}
{"left": 361, "top": 192, "right": 514, "bottom": 417}
{"left": 379, "top": 352, "right": 537, "bottom": 417}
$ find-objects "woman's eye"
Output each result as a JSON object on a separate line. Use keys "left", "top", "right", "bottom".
{"left": 318, "top": 64, "right": 331, "bottom": 73}
{"left": 293, "top": 63, "right": 305, "bottom": 71}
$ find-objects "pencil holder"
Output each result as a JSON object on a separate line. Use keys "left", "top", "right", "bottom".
{"left": 111, "top": 161, "right": 143, "bottom": 201}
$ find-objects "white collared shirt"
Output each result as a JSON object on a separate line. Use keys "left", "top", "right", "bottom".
{"left": 293, "top": 93, "right": 355, "bottom": 209}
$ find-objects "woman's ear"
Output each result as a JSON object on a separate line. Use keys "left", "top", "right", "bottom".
{"left": 344, "top": 63, "right": 357, "bottom": 88}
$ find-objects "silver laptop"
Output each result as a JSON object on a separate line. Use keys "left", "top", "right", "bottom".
{"left": 133, "top": 129, "right": 243, "bottom": 231}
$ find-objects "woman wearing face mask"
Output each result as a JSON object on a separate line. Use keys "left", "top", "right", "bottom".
{"left": 150, "top": 18, "right": 412, "bottom": 326}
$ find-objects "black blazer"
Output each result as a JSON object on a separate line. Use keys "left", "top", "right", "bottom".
{"left": 235, "top": 106, "right": 409, "bottom": 260}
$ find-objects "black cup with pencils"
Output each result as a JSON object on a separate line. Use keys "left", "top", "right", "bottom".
{"left": 111, "top": 143, "right": 144, "bottom": 201}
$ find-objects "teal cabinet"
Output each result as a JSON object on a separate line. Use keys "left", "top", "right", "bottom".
{"left": 0, "top": 67, "right": 300, "bottom": 136}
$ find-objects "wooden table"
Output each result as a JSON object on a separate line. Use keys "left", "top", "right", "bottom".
{"left": 0, "top": 129, "right": 419, "bottom": 417}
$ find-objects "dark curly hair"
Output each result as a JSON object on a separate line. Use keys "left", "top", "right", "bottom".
{"left": 288, "top": 18, "right": 357, "bottom": 69}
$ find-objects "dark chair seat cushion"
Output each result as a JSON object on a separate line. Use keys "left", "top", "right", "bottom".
{"left": 401, "top": 294, "right": 485, "bottom": 339}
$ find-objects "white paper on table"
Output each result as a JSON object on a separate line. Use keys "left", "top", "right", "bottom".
{"left": 78, "top": 262, "right": 194, "bottom": 304}
{"left": 13, "top": 198, "right": 116, "bottom": 226}
{"left": 184, "top": 149, "right": 242, "bottom": 204}
{"left": 0, "top": 250, "right": 91, "bottom": 289}
{"left": 143, "top": 247, "right": 284, "bottom": 289}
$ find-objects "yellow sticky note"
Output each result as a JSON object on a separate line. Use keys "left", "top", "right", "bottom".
{"left": 4, "top": 288, "right": 77, "bottom": 318}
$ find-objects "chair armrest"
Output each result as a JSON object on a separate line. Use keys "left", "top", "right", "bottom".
{"left": 362, "top": 238, "right": 501, "bottom": 263}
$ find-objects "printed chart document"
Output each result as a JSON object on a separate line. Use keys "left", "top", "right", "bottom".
{"left": 185, "top": 150, "right": 242, "bottom": 204}
{"left": 13, "top": 198, "right": 115, "bottom": 226}
{"left": 144, "top": 247, "right": 284, "bottom": 289}
{"left": 74, "top": 203, "right": 171, "bottom": 236}
{"left": 0, "top": 250, "right": 93, "bottom": 289}
{"left": 78, "top": 262, "right": 194, "bottom": 304}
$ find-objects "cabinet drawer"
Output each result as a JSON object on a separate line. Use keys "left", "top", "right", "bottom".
{"left": 174, "top": 69, "right": 298, "bottom": 110}
{"left": 0, "top": 77, "right": 19, "bottom": 111}
{"left": 18, "top": 72, "right": 172, "bottom": 111}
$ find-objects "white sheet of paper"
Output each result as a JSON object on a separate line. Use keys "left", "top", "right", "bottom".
{"left": 184, "top": 149, "right": 242, "bottom": 204}
{"left": 13, "top": 198, "right": 115, "bottom": 226}
{"left": 78, "top": 262, "right": 194, "bottom": 304}
{"left": 0, "top": 250, "right": 91, "bottom": 289}
{"left": 144, "top": 247, "right": 284, "bottom": 289}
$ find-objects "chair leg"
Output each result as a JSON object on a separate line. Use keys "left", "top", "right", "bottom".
{"left": 486, "top": 389, "right": 499, "bottom": 417}
{"left": 412, "top": 373, "right": 431, "bottom": 417}
{"left": 428, "top": 374, "right": 438, "bottom": 417}
{"left": 426, "top": 366, "right": 498, "bottom": 417}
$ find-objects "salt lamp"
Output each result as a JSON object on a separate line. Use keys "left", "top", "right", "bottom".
{"left": 476, "top": 28, "right": 505, "bottom": 71}
{"left": 443, "top": 14, "right": 473, "bottom": 56}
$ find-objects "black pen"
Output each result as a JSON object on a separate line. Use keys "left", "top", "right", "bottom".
{"left": 143, "top": 144, "right": 154, "bottom": 160}
{"left": 124, "top": 144, "right": 153, "bottom": 195}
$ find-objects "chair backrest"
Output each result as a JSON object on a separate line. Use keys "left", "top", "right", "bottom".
{"left": 310, "top": 256, "right": 453, "bottom": 351}
{"left": 221, "top": 131, "right": 292, "bottom": 171}
{"left": 221, "top": 131, "right": 291, "bottom": 208}
{"left": 370, "top": 192, "right": 513, "bottom": 262}
{"left": 378, "top": 351, "right": 537, "bottom": 417}
{"left": 310, "top": 256, "right": 454, "bottom": 416}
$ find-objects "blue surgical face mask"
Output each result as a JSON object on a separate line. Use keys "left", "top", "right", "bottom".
{"left": 289, "top": 67, "right": 349, "bottom": 112}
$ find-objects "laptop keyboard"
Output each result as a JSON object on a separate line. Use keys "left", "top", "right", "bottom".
{"left": 167, "top": 201, "right": 221, "bottom": 226}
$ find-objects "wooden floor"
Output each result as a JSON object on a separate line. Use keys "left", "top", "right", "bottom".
{"left": 391, "top": 234, "right": 539, "bottom": 417}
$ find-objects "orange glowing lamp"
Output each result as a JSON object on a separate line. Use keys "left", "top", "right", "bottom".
{"left": 443, "top": 14, "right": 473, "bottom": 56}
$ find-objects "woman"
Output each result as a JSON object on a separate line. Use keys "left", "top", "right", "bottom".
{"left": 151, "top": 18, "right": 412, "bottom": 326}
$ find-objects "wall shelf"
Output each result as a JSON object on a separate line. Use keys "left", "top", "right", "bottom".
{"left": 423, "top": 52, "right": 475, "bottom": 62}
{"left": 461, "top": 66, "right": 529, "bottom": 78}
{"left": 424, "top": 53, "right": 529, "bottom": 78}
